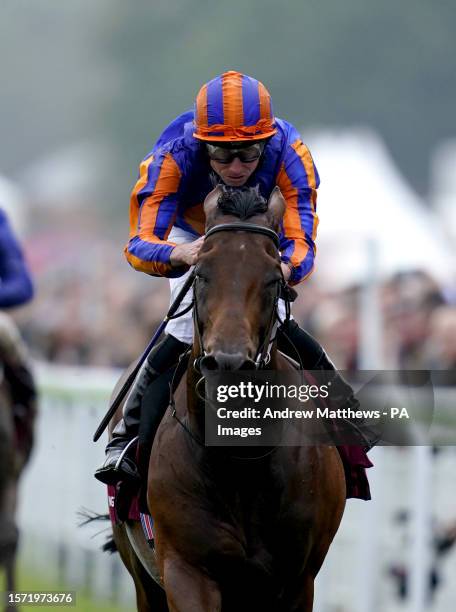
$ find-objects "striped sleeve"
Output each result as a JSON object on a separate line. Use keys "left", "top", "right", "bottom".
{"left": 276, "top": 134, "right": 319, "bottom": 286}
{"left": 124, "top": 150, "right": 187, "bottom": 278}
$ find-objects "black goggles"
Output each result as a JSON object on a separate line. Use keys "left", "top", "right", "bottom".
{"left": 206, "top": 142, "right": 265, "bottom": 164}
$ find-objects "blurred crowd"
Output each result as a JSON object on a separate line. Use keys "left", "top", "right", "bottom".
{"left": 12, "top": 235, "right": 168, "bottom": 368}
{"left": 300, "top": 269, "right": 456, "bottom": 375}
{"left": 10, "top": 225, "right": 456, "bottom": 376}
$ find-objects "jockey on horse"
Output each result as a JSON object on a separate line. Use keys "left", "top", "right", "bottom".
{"left": 0, "top": 208, "right": 36, "bottom": 460}
{"left": 95, "top": 71, "right": 378, "bottom": 494}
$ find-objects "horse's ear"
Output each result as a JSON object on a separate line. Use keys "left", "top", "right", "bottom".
{"left": 204, "top": 185, "right": 223, "bottom": 228}
{"left": 267, "top": 187, "right": 286, "bottom": 229}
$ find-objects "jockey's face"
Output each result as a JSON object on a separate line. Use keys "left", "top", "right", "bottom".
{"left": 210, "top": 156, "right": 260, "bottom": 187}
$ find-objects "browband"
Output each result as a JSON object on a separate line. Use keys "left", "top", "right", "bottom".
{"left": 204, "top": 223, "right": 280, "bottom": 249}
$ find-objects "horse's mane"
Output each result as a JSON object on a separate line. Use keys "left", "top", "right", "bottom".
{"left": 216, "top": 185, "right": 268, "bottom": 221}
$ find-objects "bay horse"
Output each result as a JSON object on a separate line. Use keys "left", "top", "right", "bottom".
{"left": 0, "top": 376, "right": 19, "bottom": 611}
{"left": 0, "top": 312, "right": 36, "bottom": 611}
{"left": 112, "top": 186, "right": 346, "bottom": 611}
{"left": 0, "top": 351, "right": 35, "bottom": 611}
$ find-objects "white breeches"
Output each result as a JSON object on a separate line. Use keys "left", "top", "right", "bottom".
{"left": 165, "top": 227, "right": 292, "bottom": 344}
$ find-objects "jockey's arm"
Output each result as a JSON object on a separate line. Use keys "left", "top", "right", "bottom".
{"left": 125, "top": 150, "right": 190, "bottom": 278}
{"left": 169, "top": 236, "right": 205, "bottom": 267}
{"left": 276, "top": 132, "right": 319, "bottom": 286}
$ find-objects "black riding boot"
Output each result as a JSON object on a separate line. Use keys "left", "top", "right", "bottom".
{"left": 94, "top": 334, "right": 189, "bottom": 485}
{"left": 277, "top": 319, "right": 381, "bottom": 449}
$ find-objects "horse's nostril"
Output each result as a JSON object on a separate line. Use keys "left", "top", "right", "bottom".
{"left": 199, "top": 355, "right": 219, "bottom": 372}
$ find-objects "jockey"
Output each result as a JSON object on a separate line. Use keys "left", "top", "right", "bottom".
{"left": 0, "top": 208, "right": 36, "bottom": 457}
{"left": 95, "top": 71, "right": 378, "bottom": 486}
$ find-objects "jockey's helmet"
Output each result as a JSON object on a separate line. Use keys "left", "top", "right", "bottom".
{"left": 193, "top": 71, "right": 277, "bottom": 143}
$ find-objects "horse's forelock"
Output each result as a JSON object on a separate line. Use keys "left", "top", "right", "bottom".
{"left": 216, "top": 186, "right": 268, "bottom": 221}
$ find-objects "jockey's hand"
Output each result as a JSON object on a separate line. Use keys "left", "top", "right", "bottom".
{"left": 170, "top": 236, "right": 205, "bottom": 267}
{"left": 281, "top": 262, "right": 292, "bottom": 282}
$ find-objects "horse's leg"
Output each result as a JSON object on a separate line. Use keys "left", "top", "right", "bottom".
{"left": 297, "top": 573, "right": 314, "bottom": 612}
{"left": 3, "top": 525, "right": 19, "bottom": 612}
{"left": 163, "top": 555, "right": 221, "bottom": 612}
{"left": 5, "top": 547, "right": 17, "bottom": 590}
{"left": 113, "top": 524, "right": 168, "bottom": 612}
{"left": 284, "top": 572, "right": 314, "bottom": 612}
{"left": 5, "top": 557, "right": 18, "bottom": 612}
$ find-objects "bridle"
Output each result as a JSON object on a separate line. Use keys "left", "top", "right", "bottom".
{"left": 192, "top": 222, "right": 284, "bottom": 375}
{"left": 204, "top": 222, "right": 280, "bottom": 249}
{"left": 170, "top": 220, "right": 288, "bottom": 452}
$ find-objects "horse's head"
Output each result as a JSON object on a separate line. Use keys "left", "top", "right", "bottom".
{"left": 194, "top": 185, "right": 285, "bottom": 374}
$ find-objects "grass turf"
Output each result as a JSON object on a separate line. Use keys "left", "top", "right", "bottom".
{"left": 2, "top": 565, "right": 136, "bottom": 612}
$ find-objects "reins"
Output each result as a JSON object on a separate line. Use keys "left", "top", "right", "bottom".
{"left": 93, "top": 266, "right": 197, "bottom": 442}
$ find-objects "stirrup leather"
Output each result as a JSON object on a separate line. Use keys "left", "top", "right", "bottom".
{"left": 113, "top": 435, "right": 139, "bottom": 471}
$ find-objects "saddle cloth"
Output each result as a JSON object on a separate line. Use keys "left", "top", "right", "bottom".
{"left": 338, "top": 445, "right": 373, "bottom": 500}
{"left": 107, "top": 483, "right": 155, "bottom": 547}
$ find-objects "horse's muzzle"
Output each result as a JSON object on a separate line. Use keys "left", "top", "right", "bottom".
{"left": 199, "top": 352, "right": 256, "bottom": 374}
